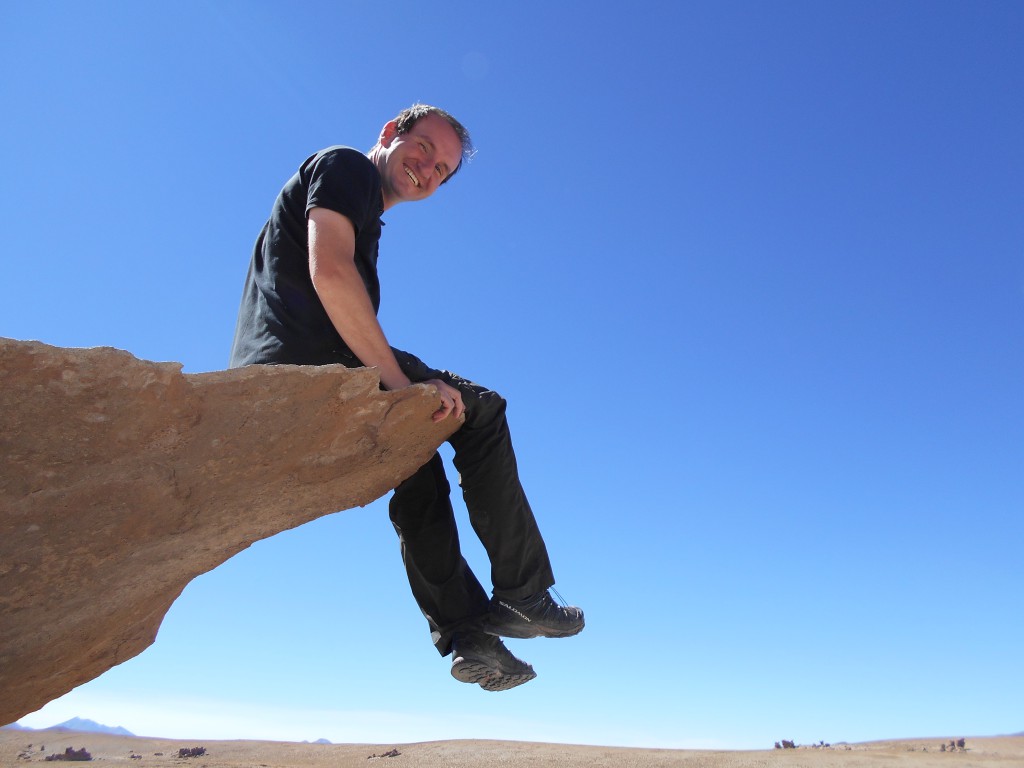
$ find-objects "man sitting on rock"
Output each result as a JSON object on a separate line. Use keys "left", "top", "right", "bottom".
{"left": 228, "top": 104, "right": 584, "bottom": 691}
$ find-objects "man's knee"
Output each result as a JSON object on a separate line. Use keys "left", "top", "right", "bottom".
{"left": 458, "top": 382, "right": 507, "bottom": 430}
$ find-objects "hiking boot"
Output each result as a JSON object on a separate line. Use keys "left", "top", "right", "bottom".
{"left": 485, "top": 590, "right": 585, "bottom": 639}
{"left": 450, "top": 631, "right": 537, "bottom": 692}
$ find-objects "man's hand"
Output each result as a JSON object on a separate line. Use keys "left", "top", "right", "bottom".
{"left": 426, "top": 378, "right": 465, "bottom": 422}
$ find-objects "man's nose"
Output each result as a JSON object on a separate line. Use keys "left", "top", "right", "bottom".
{"left": 416, "top": 156, "right": 434, "bottom": 184}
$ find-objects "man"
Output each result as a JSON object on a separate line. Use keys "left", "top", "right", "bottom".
{"left": 230, "top": 104, "right": 583, "bottom": 692}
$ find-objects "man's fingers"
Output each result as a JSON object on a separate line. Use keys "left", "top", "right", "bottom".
{"left": 450, "top": 392, "right": 466, "bottom": 420}
{"left": 425, "top": 379, "right": 464, "bottom": 421}
{"left": 432, "top": 403, "right": 459, "bottom": 422}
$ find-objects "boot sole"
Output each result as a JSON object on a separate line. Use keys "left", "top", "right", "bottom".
{"left": 451, "top": 657, "right": 537, "bottom": 691}
{"left": 484, "top": 616, "right": 585, "bottom": 640}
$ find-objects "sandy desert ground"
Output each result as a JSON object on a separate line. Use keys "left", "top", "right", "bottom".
{"left": 2, "top": 729, "right": 1022, "bottom": 768}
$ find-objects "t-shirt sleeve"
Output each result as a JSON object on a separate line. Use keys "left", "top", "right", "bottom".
{"left": 304, "top": 148, "right": 380, "bottom": 236}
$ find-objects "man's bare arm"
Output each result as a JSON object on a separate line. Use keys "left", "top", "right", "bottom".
{"left": 308, "top": 206, "right": 410, "bottom": 390}
{"left": 307, "top": 206, "right": 463, "bottom": 420}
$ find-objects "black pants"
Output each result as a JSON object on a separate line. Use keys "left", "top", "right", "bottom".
{"left": 390, "top": 349, "right": 555, "bottom": 656}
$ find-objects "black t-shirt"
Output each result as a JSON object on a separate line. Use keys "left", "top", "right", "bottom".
{"left": 229, "top": 147, "right": 384, "bottom": 367}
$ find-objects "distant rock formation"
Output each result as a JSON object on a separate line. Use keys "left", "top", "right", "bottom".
{"left": 0, "top": 339, "right": 460, "bottom": 726}
{"left": 44, "top": 747, "right": 92, "bottom": 762}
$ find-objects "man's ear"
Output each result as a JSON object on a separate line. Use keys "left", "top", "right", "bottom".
{"left": 379, "top": 120, "right": 399, "bottom": 147}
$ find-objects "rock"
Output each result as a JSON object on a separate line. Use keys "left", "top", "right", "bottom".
{"left": 0, "top": 338, "right": 460, "bottom": 725}
{"left": 44, "top": 747, "right": 92, "bottom": 762}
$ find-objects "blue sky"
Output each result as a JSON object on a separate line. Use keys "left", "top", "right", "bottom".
{"left": 3, "top": 0, "right": 1022, "bottom": 751}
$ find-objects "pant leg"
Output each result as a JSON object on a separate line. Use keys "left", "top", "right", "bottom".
{"left": 442, "top": 371, "right": 555, "bottom": 599}
{"left": 389, "top": 349, "right": 555, "bottom": 654}
{"left": 389, "top": 454, "right": 490, "bottom": 655}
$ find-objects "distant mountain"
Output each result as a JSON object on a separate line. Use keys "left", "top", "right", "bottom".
{"left": 6, "top": 717, "right": 135, "bottom": 737}
{"left": 55, "top": 718, "right": 135, "bottom": 737}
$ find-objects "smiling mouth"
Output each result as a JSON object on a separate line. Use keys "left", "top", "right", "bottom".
{"left": 403, "top": 165, "right": 421, "bottom": 188}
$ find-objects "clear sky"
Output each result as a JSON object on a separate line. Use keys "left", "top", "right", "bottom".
{"left": 3, "top": 0, "right": 1022, "bottom": 751}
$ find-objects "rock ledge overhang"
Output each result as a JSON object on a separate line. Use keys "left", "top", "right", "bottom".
{"left": 0, "top": 338, "right": 458, "bottom": 725}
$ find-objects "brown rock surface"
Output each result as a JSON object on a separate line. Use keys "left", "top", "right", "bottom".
{"left": 0, "top": 338, "right": 459, "bottom": 726}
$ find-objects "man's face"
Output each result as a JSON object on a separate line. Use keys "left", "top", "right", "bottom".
{"left": 377, "top": 113, "right": 464, "bottom": 207}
